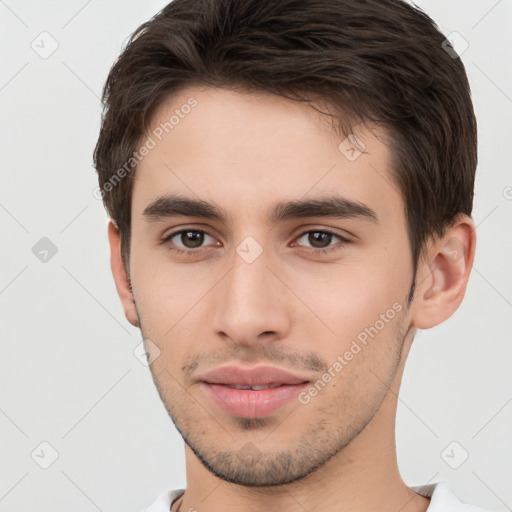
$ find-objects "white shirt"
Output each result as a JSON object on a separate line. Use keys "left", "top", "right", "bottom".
{"left": 143, "top": 481, "right": 491, "bottom": 511}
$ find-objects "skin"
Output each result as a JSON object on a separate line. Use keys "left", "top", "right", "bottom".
{"left": 108, "top": 86, "right": 476, "bottom": 512}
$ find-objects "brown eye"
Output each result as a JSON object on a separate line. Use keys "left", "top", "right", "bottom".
{"left": 179, "top": 231, "right": 205, "bottom": 248}
{"left": 163, "top": 229, "right": 217, "bottom": 253}
{"left": 297, "top": 231, "right": 339, "bottom": 248}
{"left": 305, "top": 231, "right": 333, "bottom": 248}
{"left": 295, "top": 230, "right": 351, "bottom": 254}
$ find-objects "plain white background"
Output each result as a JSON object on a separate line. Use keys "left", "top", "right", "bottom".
{"left": 0, "top": 1, "right": 511, "bottom": 510}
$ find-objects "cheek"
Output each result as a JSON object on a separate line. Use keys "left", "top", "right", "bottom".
{"left": 286, "top": 249, "right": 411, "bottom": 341}
{"left": 131, "top": 235, "right": 202, "bottom": 303}
{"left": 130, "top": 251, "right": 221, "bottom": 354}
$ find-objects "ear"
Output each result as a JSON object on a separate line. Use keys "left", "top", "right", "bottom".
{"left": 412, "top": 215, "right": 476, "bottom": 329}
{"left": 107, "top": 220, "right": 140, "bottom": 328}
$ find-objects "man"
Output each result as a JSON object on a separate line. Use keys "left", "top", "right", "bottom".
{"left": 93, "top": 0, "right": 487, "bottom": 510}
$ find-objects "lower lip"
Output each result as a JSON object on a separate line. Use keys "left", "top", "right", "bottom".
{"left": 201, "top": 382, "right": 309, "bottom": 418}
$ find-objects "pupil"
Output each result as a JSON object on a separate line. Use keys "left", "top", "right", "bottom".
{"left": 309, "top": 232, "right": 331, "bottom": 248}
{"left": 182, "top": 231, "right": 203, "bottom": 248}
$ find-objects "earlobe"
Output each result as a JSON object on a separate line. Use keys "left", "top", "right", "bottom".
{"left": 107, "top": 220, "right": 140, "bottom": 328}
{"left": 412, "top": 217, "right": 476, "bottom": 330}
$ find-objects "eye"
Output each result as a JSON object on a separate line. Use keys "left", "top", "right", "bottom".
{"left": 294, "top": 229, "right": 351, "bottom": 254}
{"left": 161, "top": 228, "right": 351, "bottom": 257}
{"left": 162, "top": 229, "right": 219, "bottom": 255}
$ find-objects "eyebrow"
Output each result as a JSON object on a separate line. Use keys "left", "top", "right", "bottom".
{"left": 142, "top": 194, "right": 378, "bottom": 225}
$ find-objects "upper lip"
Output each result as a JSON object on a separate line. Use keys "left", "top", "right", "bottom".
{"left": 198, "top": 364, "right": 311, "bottom": 386}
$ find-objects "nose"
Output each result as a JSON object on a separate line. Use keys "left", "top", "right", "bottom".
{"left": 211, "top": 246, "right": 291, "bottom": 347}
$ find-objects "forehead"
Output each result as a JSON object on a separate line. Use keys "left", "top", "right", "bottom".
{"left": 132, "top": 86, "right": 402, "bottom": 225}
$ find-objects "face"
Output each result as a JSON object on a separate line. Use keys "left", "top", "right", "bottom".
{"left": 126, "top": 86, "right": 417, "bottom": 486}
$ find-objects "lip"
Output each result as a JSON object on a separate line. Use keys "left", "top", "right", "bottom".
{"left": 197, "top": 364, "right": 311, "bottom": 387}
{"left": 198, "top": 364, "right": 311, "bottom": 418}
{"left": 201, "top": 382, "right": 309, "bottom": 418}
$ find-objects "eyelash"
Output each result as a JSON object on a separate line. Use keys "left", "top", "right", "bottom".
{"left": 160, "top": 228, "right": 351, "bottom": 256}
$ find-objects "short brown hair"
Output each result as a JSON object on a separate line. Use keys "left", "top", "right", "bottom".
{"left": 93, "top": 0, "right": 477, "bottom": 298}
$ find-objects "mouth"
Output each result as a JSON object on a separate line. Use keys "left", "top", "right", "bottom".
{"left": 218, "top": 383, "right": 294, "bottom": 390}
{"left": 200, "top": 381, "right": 310, "bottom": 418}
{"left": 197, "top": 364, "right": 312, "bottom": 418}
